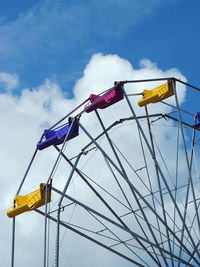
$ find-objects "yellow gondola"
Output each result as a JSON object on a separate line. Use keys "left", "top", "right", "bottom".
{"left": 138, "top": 80, "right": 174, "bottom": 107}
{"left": 7, "top": 183, "right": 51, "bottom": 218}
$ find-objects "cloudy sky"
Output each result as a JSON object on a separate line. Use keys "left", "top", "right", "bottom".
{"left": 1, "top": 0, "right": 200, "bottom": 266}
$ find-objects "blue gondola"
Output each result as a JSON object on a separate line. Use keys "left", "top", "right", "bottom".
{"left": 193, "top": 112, "right": 200, "bottom": 129}
{"left": 37, "top": 117, "right": 79, "bottom": 150}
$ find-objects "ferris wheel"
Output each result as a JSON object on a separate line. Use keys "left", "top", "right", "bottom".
{"left": 7, "top": 77, "right": 200, "bottom": 267}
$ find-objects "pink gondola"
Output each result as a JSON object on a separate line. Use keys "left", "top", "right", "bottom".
{"left": 84, "top": 83, "right": 124, "bottom": 113}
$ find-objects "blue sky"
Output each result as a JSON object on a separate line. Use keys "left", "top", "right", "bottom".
{"left": 0, "top": 0, "right": 199, "bottom": 95}
{"left": 1, "top": 1, "right": 200, "bottom": 266}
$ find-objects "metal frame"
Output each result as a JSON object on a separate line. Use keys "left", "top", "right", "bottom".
{"left": 10, "top": 78, "right": 200, "bottom": 267}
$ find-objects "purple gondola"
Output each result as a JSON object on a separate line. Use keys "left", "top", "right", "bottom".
{"left": 193, "top": 112, "right": 200, "bottom": 128}
{"left": 84, "top": 83, "right": 124, "bottom": 113}
{"left": 37, "top": 117, "right": 79, "bottom": 150}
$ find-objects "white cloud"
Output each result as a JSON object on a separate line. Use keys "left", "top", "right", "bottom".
{"left": 0, "top": 72, "right": 19, "bottom": 92}
{"left": 1, "top": 54, "right": 198, "bottom": 266}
